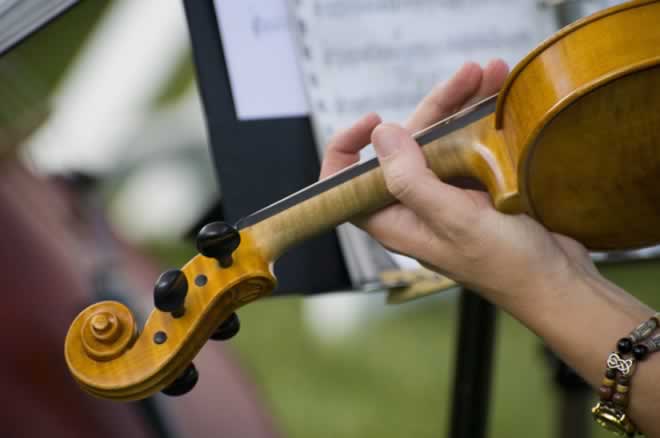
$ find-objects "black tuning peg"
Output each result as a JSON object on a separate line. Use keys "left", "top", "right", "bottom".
{"left": 154, "top": 269, "right": 188, "bottom": 318}
{"left": 196, "top": 222, "right": 240, "bottom": 268}
{"left": 161, "top": 363, "right": 198, "bottom": 397}
{"left": 210, "top": 312, "right": 240, "bottom": 341}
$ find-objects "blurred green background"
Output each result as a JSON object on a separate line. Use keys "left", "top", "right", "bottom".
{"left": 157, "top": 242, "right": 660, "bottom": 438}
{"left": 7, "top": 2, "right": 660, "bottom": 437}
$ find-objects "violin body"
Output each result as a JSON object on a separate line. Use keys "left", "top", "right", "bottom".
{"left": 65, "top": 0, "right": 660, "bottom": 401}
{"left": 496, "top": 0, "right": 660, "bottom": 249}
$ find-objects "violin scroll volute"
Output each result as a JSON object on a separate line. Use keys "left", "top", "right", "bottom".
{"left": 77, "top": 301, "right": 138, "bottom": 362}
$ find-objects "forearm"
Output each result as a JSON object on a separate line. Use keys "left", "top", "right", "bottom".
{"left": 489, "top": 266, "right": 659, "bottom": 436}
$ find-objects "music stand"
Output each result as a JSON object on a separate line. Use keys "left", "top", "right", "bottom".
{"left": 182, "top": 0, "right": 351, "bottom": 295}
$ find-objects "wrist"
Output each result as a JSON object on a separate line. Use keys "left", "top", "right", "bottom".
{"left": 486, "top": 256, "right": 648, "bottom": 344}
{"left": 478, "top": 251, "right": 583, "bottom": 312}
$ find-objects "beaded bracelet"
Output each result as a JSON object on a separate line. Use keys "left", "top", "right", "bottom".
{"left": 592, "top": 313, "right": 660, "bottom": 437}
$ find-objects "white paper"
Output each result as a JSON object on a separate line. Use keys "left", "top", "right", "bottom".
{"left": 213, "top": 0, "right": 309, "bottom": 120}
{"left": 291, "top": 0, "right": 556, "bottom": 149}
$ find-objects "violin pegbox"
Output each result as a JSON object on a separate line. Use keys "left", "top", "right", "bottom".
{"left": 64, "top": 224, "right": 276, "bottom": 401}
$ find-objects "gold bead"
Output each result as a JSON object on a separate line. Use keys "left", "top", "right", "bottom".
{"left": 602, "top": 377, "right": 615, "bottom": 387}
{"left": 616, "top": 384, "right": 629, "bottom": 393}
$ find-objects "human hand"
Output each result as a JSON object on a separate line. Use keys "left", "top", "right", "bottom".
{"left": 320, "top": 60, "right": 596, "bottom": 305}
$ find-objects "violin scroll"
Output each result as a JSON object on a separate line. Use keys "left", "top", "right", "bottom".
{"left": 64, "top": 225, "right": 276, "bottom": 401}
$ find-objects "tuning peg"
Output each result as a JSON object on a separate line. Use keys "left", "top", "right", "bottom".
{"left": 161, "top": 363, "right": 198, "bottom": 397}
{"left": 154, "top": 269, "right": 188, "bottom": 318}
{"left": 210, "top": 312, "right": 241, "bottom": 341}
{"left": 196, "top": 222, "right": 241, "bottom": 268}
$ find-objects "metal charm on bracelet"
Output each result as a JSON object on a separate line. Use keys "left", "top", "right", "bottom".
{"left": 592, "top": 401, "right": 637, "bottom": 437}
{"left": 607, "top": 352, "right": 635, "bottom": 376}
{"left": 592, "top": 353, "right": 638, "bottom": 437}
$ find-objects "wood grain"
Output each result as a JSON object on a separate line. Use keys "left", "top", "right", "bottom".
{"left": 249, "top": 113, "right": 517, "bottom": 261}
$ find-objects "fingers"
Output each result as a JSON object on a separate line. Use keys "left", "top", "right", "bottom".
{"left": 359, "top": 203, "right": 440, "bottom": 260}
{"left": 405, "top": 62, "right": 482, "bottom": 132}
{"left": 405, "top": 59, "right": 510, "bottom": 132}
{"left": 320, "top": 60, "right": 509, "bottom": 179}
{"left": 371, "top": 123, "right": 466, "bottom": 228}
{"left": 319, "top": 112, "right": 382, "bottom": 179}
{"left": 468, "top": 58, "right": 509, "bottom": 106}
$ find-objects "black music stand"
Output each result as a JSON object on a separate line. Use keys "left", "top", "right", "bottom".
{"left": 182, "top": 0, "right": 350, "bottom": 295}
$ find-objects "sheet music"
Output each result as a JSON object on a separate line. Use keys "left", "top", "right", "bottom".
{"left": 290, "top": 0, "right": 556, "bottom": 148}
{"left": 289, "top": 0, "right": 557, "bottom": 285}
{"left": 213, "top": 0, "right": 309, "bottom": 120}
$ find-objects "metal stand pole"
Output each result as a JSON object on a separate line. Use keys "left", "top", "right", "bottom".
{"left": 447, "top": 289, "right": 498, "bottom": 438}
{"left": 543, "top": 346, "right": 593, "bottom": 438}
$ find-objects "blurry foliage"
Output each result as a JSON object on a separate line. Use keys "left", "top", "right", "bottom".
{"left": 144, "top": 239, "right": 196, "bottom": 270}
{"left": 0, "top": 1, "right": 111, "bottom": 148}
{"left": 1, "top": 0, "right": 192, "bottom": 117}
{"left": 151, "top": 243, "right": 660, "bottom": 438}
{"left": 2, "top": 1, "right": 112, "bottom": 95}
{"left": 152, "top": 49, "right": 196, "bottom": 109}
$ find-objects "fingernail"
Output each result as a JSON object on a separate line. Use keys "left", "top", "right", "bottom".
{"left": 373, "top": 126, "right": 400, "bottom": 157}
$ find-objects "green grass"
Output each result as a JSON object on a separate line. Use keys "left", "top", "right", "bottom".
{"left": 232, "top": 295, "right": 554, "bottom": 438}
{"left": 151, "top": 241, "right": 660, "bottom": 438}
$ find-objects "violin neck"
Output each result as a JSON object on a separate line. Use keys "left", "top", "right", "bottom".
{"left": 242, "top": 96, "right": 519, "bottom": 263}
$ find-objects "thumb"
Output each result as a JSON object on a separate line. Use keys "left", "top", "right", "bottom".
{"left": 372, "top": 123, "right": 450, "bottom": 215}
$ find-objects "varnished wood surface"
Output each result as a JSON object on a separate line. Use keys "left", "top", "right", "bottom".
{"left": 495, "top": 0, "right": 660, "bottom": 248}
{"left": 381, "top": 268, "right": 457, "bottom": 304}
{"left": 65, "top": 232, "right": 275, "bottom": 400}
{"left": 65, "top": 0, "right": 660, "bottom": 401}
{"left": 249, "top": 113, "right": 517, "bottom": 261}
{"left": 525, "top": 64, "right": 660, "bottom": 249}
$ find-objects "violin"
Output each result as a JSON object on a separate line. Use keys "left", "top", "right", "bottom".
{"left": 65, "top": 0, "right": 660, "bottom": 401}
